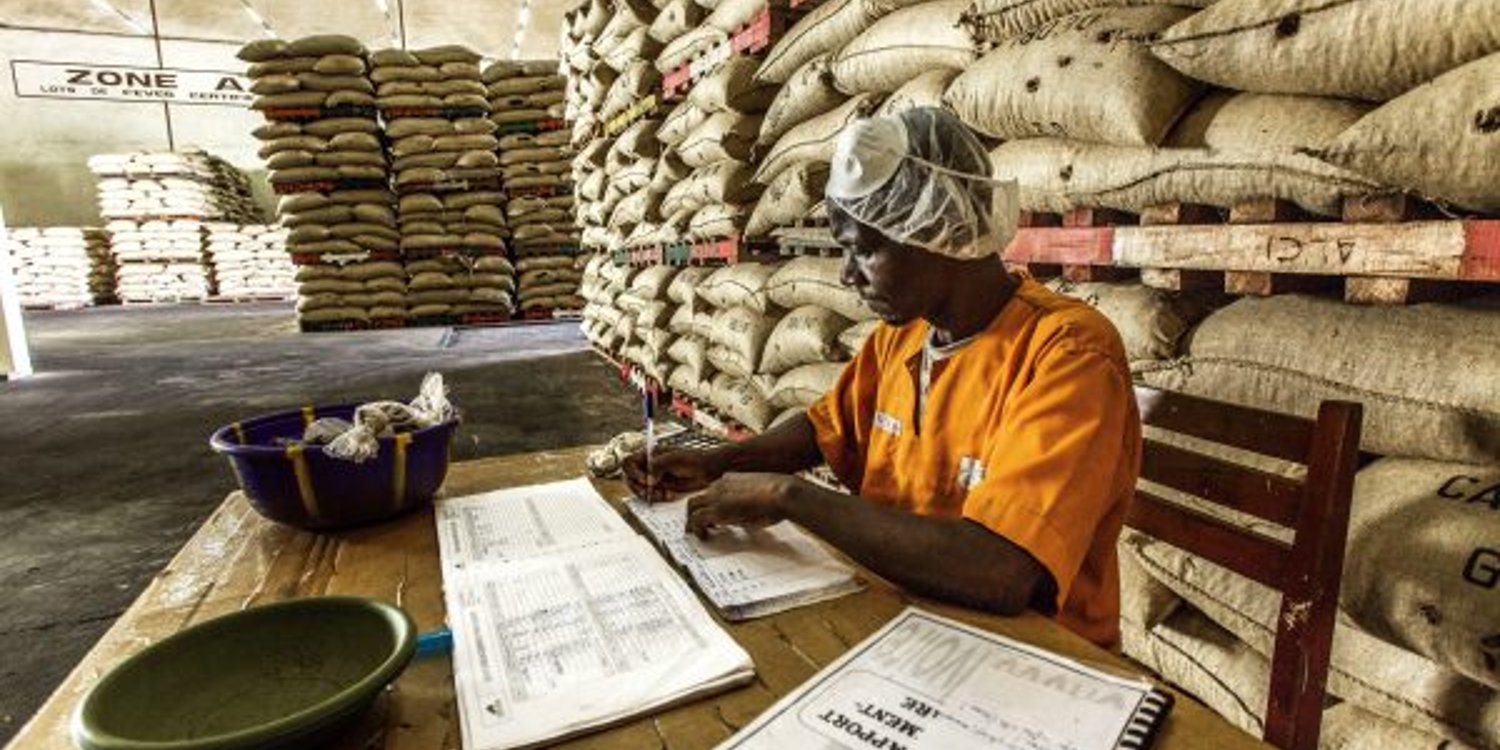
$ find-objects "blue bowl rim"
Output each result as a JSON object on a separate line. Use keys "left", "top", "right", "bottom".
{"left": 208, "top": 403, "right": 461, "bottom": 457}
{"left": 71, "top": 596, "right": 417, "bottom": 750}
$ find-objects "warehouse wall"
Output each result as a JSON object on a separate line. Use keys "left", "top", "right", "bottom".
{"left": 0, "top": 0, "right": 566, "bottom": 227}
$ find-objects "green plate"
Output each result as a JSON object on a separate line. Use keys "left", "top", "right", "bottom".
{"left": 72, "top": 597, "right": 416, "bottom": 750}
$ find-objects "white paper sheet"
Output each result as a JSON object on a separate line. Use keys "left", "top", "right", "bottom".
{"left": 435, "top": 477, "right": 634, "bottom": 576}
{"left": 626, "top": 497, "right": 863, "bottom": 620}
{"left": 720, "top": 608, "right": 1169, "bottom": 750}
{"left": 448, "top": 535, "right": 755, "bottom": 750}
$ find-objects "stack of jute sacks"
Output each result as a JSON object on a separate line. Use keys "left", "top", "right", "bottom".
{"left": 103, "top": 219, "right": 213, "bottom": 302}
{"left": 374, "top": 45, "right": 512, "bottom": 323}
{"left": 238, "top": 35, "right": 406, "bottom": 329}
{"left": 5, "top": 228, "right": 113, "bottom": 308}
{"left": 488, "top": 60, "right": 582, "bottom": 315}
{"left": 203, "top": 224, "right": 294, "bottom": 299}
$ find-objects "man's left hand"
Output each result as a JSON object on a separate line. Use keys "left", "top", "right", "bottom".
{"left": 685, "top": 472, "right": 806, "bottom": 538}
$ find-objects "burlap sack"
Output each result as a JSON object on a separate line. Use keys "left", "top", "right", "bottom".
{"left": 649, "top": 152, "right": 693, "bottom": 196}
{"left": 1311, "top": 53, "right": 1500, "bottom": 213}
{"left": 1140, "top": 295, "right": 1500, "bottom": 464}
{"left": 745, "top": 162, "right": 830, "bottom": 238}
{"left": 251, "top": 75, "right": 300, "bottom": 95}
{"left": 756, "top": 0, "right": 919, "bottom": 84}
{"left": 667, "top": 334, "right": 712, "bottom": 378}
{"left": 667, "top": 366, "right": 712, "bottom": 402}
{"left": 687, "top": 202, "right": 748, "bottom": 239}
{"left": 628, "top": 265, "right": 679, "bottom": 301}
{"left": 650, "top": 0, "right": 706, "bottom": 43}
{"left": 755, "top": 94, "right": 879, "bottom": 184}
{"left": 830, "top": 0, "right": 975, "bottom": 95}
{"left": 1151, "top": 0, "right": 1500, "bottom": 103}
{"left": 770, "top": 362, "right": 845, "bottom": 409}
{"left": 662, "top": 161, "right": 760, "bottom": 215}
{"left": 659, "top": 102, "right": 711, "bottom": 147}
{"left": 837, "top": 319, "right": 880, "bottom": 356}
{"left": 287, "top": 35, "right": 364, "bottom": 58}
{"left": 698, "top": 263, "right": 777, "bottom": 312}
{"left": 766, "top": 256, "right": 879, "bottom": 322}
{"left": 614, "top": 117, "right": 664, "bottom": 160}
{"left": 961, "top": 0, "right": 1211, "bottom": 44}
{"left": 593, "top": 0, "right": 657, "bottom": 58}
{"left": 238, "top": 39, "right": 289, "bottom": 62}
{"left": 678, "top": 111, "right": 762, "bottom": 168}
{"left": 988, "top": 136, "right": 1386, "bottom": 216}
{"left": 601, "top": 61, "right": 663, "bottom": 121}
{"left": 252, "top": 121, "right": 303, "bottom": 139}
{"left": 947, "top": 6, "right": 1200, "bottom": 145}
{"left": 709, "top": 374, "right": 777, "bottom": 432}
{"left": 1125, "top": 523, "right": 1500, "bottom": 746}
{"left": 296, "top": 73, "right": 374, "bottom": 94}
{"left": 706, "top": 0, "right": 767, "bottom": 33}
{"left": 1044, "top": 280, "right": 1218, "bottom": 368}
{"left": 875, "top": 68, "right": 960, "bottom": 117}
{"left": 759, "top": 54, "right": 847, "bottom": 148}
{"left": 706, "top": 344, "right": 755, "bottom": 379}
{"left": 688, "top": 56, "right": 778, "bottom": 114}
{"left": 488, "top": 74, "right": 566, "bottom": 97}
{"left": 665, "top": 265, "right": 714, "bottom": 305}
{"left": 656, "top": 25, "right": 727, "bottom": 74}
{"left": 1121, "top": 604, "right": 1270, "bottom": 738}
{"left": 760, "top": 305, "right": 853, "bottom": 375}
{"left": 706, "top": 304, "right": 783, "bottom": 372}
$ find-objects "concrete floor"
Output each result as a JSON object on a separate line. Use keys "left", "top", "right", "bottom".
{"left": 0, "top": 303, "right": 641, "bottom": 742}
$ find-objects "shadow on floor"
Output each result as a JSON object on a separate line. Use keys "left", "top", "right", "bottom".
{"left": 0, "top": 303, "right": 640, "bottom": 741}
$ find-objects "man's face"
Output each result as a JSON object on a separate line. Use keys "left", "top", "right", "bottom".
{"left": 830, "top": 205, "right": 937, "bottom": 325}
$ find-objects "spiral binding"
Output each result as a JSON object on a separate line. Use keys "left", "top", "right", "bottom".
{"left": 1118, "top": 689, "right": 1175, "bottom": 749}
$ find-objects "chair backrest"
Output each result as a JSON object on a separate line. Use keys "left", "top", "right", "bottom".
{"left": 1126, "top": 386, "right": 1363, "bottom": 750}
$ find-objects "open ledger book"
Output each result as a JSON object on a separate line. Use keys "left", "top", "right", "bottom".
{"left": 722, "top": 608, "right": 1174, "bottom": 750}
{"left": 435, "top": 477, "right": 755, "bottom": 750}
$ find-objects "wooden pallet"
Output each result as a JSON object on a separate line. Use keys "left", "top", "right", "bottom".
{"left": 289, "top": 251, "right": 402, "bottom": 266}
{"left": 271, "top": 177, "right": 388, "bottom": 196}
{"left": 495, "top": 118, "right": 568, "bottom": 136}
{"left": 298, "top": 316, "right": 407, "bottom": 333}
{"left": 771, "top": 218, "right": 840, "bottom": 257}
{"left": 401, "top": 246, "right": 511, "bottom": 261}
{"left": 377, "top": 106, "right": 489, "bottom": 120}
{"left": 204, "top": 295, "right": 295, "bottom": 304}
{"left": 662, "top": 4, "right": 792, "bottom": 102}
{"left": 262, "top": 105, "right": 377, "bottom": 123}
{"left": 394, "top": 173, "right": 504, "bottom": 196}
{"left": 503, "top": 184, "right": 575, "bottom": 200}
{"left": 1004, "top": 197, "right": 1500, "bottom": 305}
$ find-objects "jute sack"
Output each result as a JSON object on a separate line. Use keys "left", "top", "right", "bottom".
{"left": 667, "top": 334, "right": 711, "bottom": 379}
{"left": 614, "top": 117, "right": 665, "bottom": 160}
{"left": 610, "top": 187, "right": 665, "bottom": 229}
{"left": 1121, "top": 604, "right": 1271, "bottom": 738}
{"left": 602, "top": 62, "right": 663, "bottom": 122}
{"left": 650, "top": 0, "right": 706, "bottom": 43}
{"left": 875, "top": 68, "right": 960, "bottom": 117}
{"left": 659, "top": 102, "right": 710, "bottom": 146}
{"left": 667, "top": 366, "right": 713, "bottom": 403}
{"left": 657, "top": 26, "right": 729, "bottom": 73}
{"left": 760, "top": 305, "right": 854, "bottom": 374}
{"left": 687, "top": 203, "right": 748, "bottom": 239}
{"left": 1311, "top": 53, "right": 1500, "bottom": 214}
{"left": 649, "top": 153, "right": 692, "bottom": 196}
{"left": 629, "top": 264, "right": 680, "bottom": 301}
{"left": 946, "top": 6, "right": 1201, "bottom": 145}
{"left": 755, "top": 0, "right": 926, "bottom": 84}
{"left": 770, "top": 362, "right": 845, "bottom": 409}
{"left": 1321, "top": 703, "right": 1476, "bottom": 750}
{"left": 1166, "top": 91, "right": 1371, "bottom": 152}
{"left": 709, "top": 374, "right": 777, "bottom": 433}
{"left": 837, "top": 319, "right": 880, "bottom": 356}
{"left": 707, "top": 304, "right": 783, "bottom": 373}
{"left": 662, "top": 161, "right": 760, "bottom": 215}
{"left": 1140, "top": 294, "right": 1500, "bottom": 464}
{"left": 1341, "top": 459, "right": 1500, "bottom": 691}
{"left": 1125, "top": 521, "right": 1500, "bottom": 747}
{"left": 1044, "top": 279, "right": 1218, "bottom": 369}
{"left": 688, "top": 56, "right": 778, "bottom": 114}
{"left": 698, "top": 263, "right": 777, "bottom": 312}
{"left": 706, "top": 0, "right": 767, "bottom": 33}
{"left": 758, "top": 54, "right": 847, "bottom": 147}
{"left": 678, "top": 111, "right": 762, "bottom": 168}
{"left": 602, "top": 28, "right": 665, "bottom": 76}
{"left": 755, "top": 94, "right": 879, "bottom": 184}
{"left": 745, "top": 162, "right": 830, "bottom": 238}
{"left": 830, "top": 0, "right": 976, "bottom": 95}
{"left": 988, "top": 136, "right": 1386, "bottom": 217}
{"left": 593, "top": 0, "right": 657, "bottom": 59}
{"left": 1151, "top": 0, "right": 1500, "bottom": 103}
{"left": 707, "top": 344, "right": 757, "bottom": 379}
{"left": 767, "top": 256, "right": 879, "bottom": 322}
{"left": 666, "top": 265, "right": 714, "bottom": 304}
{"left": 960, "top": 0, "right": 1212, "bottom": 44}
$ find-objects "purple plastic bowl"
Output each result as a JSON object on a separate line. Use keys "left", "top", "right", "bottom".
{"left": 209, "top": 403, "right": 460, "bottom": 531}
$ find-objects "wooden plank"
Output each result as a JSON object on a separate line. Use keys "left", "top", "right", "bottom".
{"left": 1224, "top": 271, "right": 1342, "bottom": 297}
{"left": 1136, "top": 386, "right": 1313, "bottom": 464}
{"left": 1458, "top": 219, "right": 1500, "bottom": 280}
{"left": 1341, "top": 193, "right": 1440, "bottom": 224}
{"left": 1018, "top": 211, "right": 1062, "bottom": 228}
{"left": 1064, "top": 207, "right": 1136, "bottom": 227}
{"left": 1140, "top": 439, "right": 1303, "bottom": 527}
{"left": 1063, "top": 264, "right": 1137, "bottom": 283}
{"left": 1229, "top": 198, "right": 1313, "bottom": 224}
{"left": 1343, "top": 276, "right": 1469, "bottom": 305}
{"left": 1125, "top": 491, "right": 1288, "bottom": 590}
{"left": 1115, "top": 222, "right": 1469, "bottom": 278}
{"left": 1140, "top": 202, "right": 1225, "bottom": 226}
{"left": 1003, "top": 226, "right": 1114, "bottom": 265}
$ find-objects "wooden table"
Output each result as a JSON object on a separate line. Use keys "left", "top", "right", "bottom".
{"left": 9, "top": 447, "right": 1271, "bottom": 750}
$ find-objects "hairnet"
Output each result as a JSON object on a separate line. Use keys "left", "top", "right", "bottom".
{"left": 827, "top": 107, "right": 1018, "bottom": 259}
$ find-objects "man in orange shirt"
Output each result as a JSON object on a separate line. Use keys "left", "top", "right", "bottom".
{"left": 624, "top": 108, "right": 1140, "bottom": 648}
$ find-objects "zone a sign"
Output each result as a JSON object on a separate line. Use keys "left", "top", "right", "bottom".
{"left": 11, "top": 61, "right": 252, "bottom": 106}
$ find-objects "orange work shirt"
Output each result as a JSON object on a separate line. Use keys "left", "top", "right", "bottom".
{"left": 807, "top": 278, "right": 1141, "bottom": 647}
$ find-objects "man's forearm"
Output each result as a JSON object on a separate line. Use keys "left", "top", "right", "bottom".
{"left": 710, "top": 411, "right": 824, "bottom": 475}
{"left": 778, "top": 480, "right": 1048, "bottom": 616}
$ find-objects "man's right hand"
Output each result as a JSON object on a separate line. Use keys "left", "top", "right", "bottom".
{"left": 623, "top": 447, "right": 730, "bottom": 502}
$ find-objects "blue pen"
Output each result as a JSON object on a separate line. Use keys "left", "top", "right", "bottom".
{"left": 416, "top": 626, "right": 452, "bottom": 658}
{"left": 643, "top": 389, "right": 656, "bottom": 499}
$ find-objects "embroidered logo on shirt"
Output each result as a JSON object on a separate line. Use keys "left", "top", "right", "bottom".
{"left": 957, "top": 456, "right": 987, "bottom": 491}
{"left": 874, "top": 411, "right": 903, "bottom": 436}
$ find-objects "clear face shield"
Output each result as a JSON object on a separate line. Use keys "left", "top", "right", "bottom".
{"left": 826, "top": 111, "right": 1019, "bottom": 260}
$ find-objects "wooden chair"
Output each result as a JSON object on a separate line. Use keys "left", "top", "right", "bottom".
{"left": 1127, "top": 386, "right": 1363, "bottom": 750}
